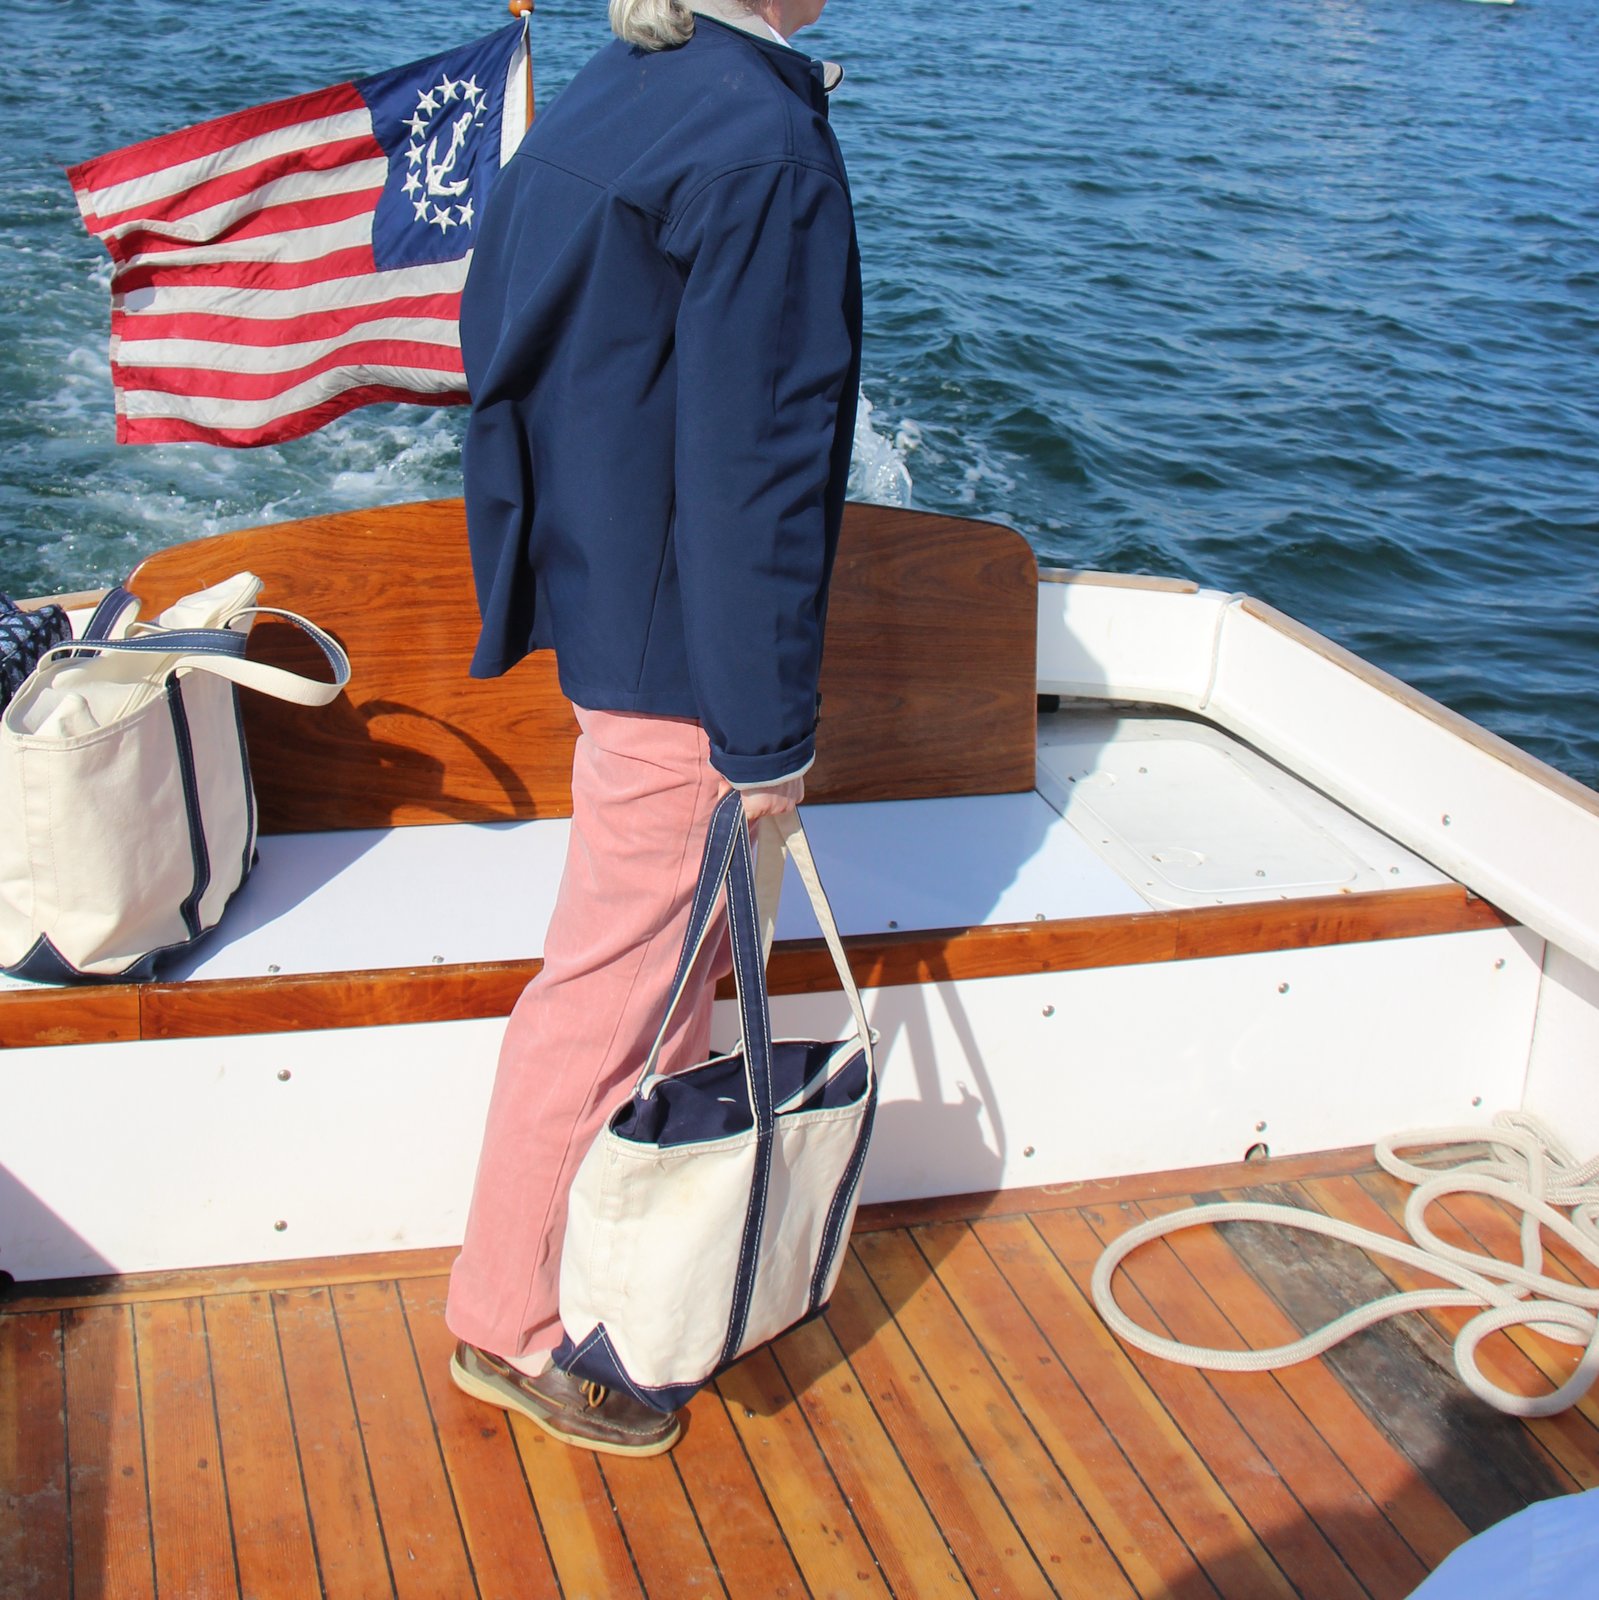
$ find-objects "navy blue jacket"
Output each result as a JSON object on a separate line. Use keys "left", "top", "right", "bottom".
{"left": 461, "top": 18, "right": 863, "bottom": 785}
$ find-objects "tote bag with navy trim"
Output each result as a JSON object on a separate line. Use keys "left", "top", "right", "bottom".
{"left": 0, "top": 573, "right": 349, "bottom": 983}
{"left": 555, "top": 789, "right": 878, "bottom": 1412}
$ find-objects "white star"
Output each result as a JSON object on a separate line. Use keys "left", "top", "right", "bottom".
{"left": 417, "top": 89, "right": 439, "bottom": 115}
{"left": 405, "top": 112, "right": 428, "bottom": 138}
{"left": 432, "top": 206, "right": 456, "bottom": 232}
{"left": 458, "top": 199, "right": 474, "bottom": 228}
{"left": 401, "top": 170, "right": 421, "bottom": 198}
{"left": 460, "top": 76, "right": 482, "bottom": 104}
{"left": 414, "top": 197, "right": 431, "bottom": 222}
{"left": 407, "top": 141, "right": 424, "bottom": 166}
{"left": 438, "top": 77, "right": 459, "bottom": 103}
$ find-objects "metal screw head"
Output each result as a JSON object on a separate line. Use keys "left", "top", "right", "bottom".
{"left": 1042, "top": 1004, "right": 1055, "bottom": 1018}
{"left": 431, "top": 954, "right": 444, "bottom": 965}
{"left": 267, "top": 964, "right": 281, "bottom": 974}
{"left": 1494, "top": 958, "right": 1506, "bottom": 970}
{"left": 273, "top": 1220, "right": 288, "bottom": 1233}
{"left": 1277, "top": 982, "right": 1290, "bottom": 994}
{"left": 1442, "top": 814, "right": 1452, "bottom": 826}
{"left": 276, "top": 1069, "right": 291, "bottom": 1082}
{"left": 1389, "top": 866, "right": 1400, "bottom": 875}
{"left": 887, "top": 919, "right": 898, "bottom": 929}
{"left": 1255, "top": 868, "right": 1266, "bottom": 878}
{"left": 1255, "top": 1120, "right": 1268, "bottom": 1133}
{"left": 1034, "top": 912, "right": 1046, "bottom": 922}
{"left": 1471, "top": 1096, "right": 1483, "bottom": 1108}
{"left": 1023, "top": 1145, "right": 1036, "bottom": 1158}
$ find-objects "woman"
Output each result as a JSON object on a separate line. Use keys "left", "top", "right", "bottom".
{"left": 445, "top": 0, "right": 862, "bottom": 1457}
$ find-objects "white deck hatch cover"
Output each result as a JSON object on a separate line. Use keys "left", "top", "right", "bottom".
{"left": 1037, "top": 711, "right": 1445, "bottom": 908}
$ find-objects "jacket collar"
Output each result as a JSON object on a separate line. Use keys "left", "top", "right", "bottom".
{"left": 686, "top": 5, "right": 845, "bottom": 99}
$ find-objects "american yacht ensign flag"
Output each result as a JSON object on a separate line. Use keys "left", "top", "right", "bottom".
{"left": 67, "top": 23, "right": 530, "bottom": 447}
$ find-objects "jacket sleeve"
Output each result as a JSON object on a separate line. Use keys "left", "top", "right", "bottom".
{"left": 665, "top": 158, "right": 858, "bottom": 786}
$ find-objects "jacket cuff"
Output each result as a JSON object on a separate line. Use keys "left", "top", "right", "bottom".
{"left": 711, "top": 729, "right": 816, "bottom": 787}
{"left": 728, "top": 751, "right": 815, "bottom": 791}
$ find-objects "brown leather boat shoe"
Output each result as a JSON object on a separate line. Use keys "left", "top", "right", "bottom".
{"left": 449, "top": 1340, "right": 681, "bottom": 1457}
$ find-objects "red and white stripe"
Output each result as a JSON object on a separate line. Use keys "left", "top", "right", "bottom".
{"left": 69, "top": 83, "right": 472, "bottom": 447}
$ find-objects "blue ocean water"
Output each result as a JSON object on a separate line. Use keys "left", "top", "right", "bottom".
{"left": 6, "top": 0, "right": 1598, "bottom": 786}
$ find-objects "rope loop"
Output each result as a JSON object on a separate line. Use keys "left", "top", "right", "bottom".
{"left": 1089, "top": 1112, "right": 1599, "bottom": 1418}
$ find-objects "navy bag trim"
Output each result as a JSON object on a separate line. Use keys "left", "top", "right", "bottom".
{"left": 164, "top": 678, "right": 212, "bottom": 940}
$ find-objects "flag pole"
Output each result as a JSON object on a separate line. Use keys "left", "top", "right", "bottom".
{"left": 509, "top": 0, "right": 535, "bottom": 130}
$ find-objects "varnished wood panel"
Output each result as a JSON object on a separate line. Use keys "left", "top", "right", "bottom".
{"left": 126, "top": 501, "right": 1036, "bottom": 833}
{"left": 3, "top": 881, "right": 1509, "bottom": 1051}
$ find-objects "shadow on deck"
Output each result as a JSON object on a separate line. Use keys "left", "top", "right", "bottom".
{"left": 3, "top": 1147, "right": 1596, "bottom": 1599}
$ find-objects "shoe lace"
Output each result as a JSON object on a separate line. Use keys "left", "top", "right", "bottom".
{"left": 580, "top": 1380, "right": 609, "bottom": 1409}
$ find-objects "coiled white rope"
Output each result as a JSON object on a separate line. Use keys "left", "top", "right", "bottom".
{"left": 1089, "top": 1112, "right": 1599, "bottom": 1418}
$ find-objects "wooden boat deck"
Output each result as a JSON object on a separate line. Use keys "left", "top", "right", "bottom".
{"left": 4, "top": 1147, "right": 1596, "bottom": 1600}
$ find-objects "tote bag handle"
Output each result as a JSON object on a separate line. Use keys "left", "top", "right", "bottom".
{"left": 37, "top": 605, "right": 350, "bottom": 707}
{"left": 633, "top": 791, "right": 874, "bottom": 1116}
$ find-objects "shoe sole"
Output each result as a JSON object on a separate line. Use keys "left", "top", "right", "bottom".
{"left": 449, "top": 1351, "right": 681, "bottom": 1458}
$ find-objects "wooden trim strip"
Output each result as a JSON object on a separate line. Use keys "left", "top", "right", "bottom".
{"left": 1038, "top": 566, "right": 1200, "bottom": 595}
{"left": 0, "top": 884, "right": 1511, "bottom": 1051}
{"left": 0, "top": 1146, "right": 1377, "bottom": 1312}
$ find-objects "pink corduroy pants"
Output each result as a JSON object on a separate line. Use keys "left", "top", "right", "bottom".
{"left": 445, "top": 705, "right": 732, "bottom": 1366}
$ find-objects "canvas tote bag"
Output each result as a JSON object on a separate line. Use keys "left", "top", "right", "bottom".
{"left": 556, "top": 789, "right": 878, "bottom": 1411}
{"left": 0, "top": 573, "right": 349, "bottom": 983}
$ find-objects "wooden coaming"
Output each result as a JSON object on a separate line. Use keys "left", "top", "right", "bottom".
{"left": 0, "top": 883, "right": 1511, "bottom": 1050}
{"left": 125, "top": 500, "right": 1039, "bottom": 832}
{"left": 5, "top": 1148, "right": 1595, "bottom": 1599}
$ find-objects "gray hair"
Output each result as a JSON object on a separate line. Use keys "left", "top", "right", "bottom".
{"left": 609, "top": 0, "right": 696, "bottom": 50}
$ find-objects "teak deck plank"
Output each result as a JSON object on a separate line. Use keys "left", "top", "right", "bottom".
{"left": 62, "top": 1305, "right": 157, "bottom": 1600}
{"left": 1116, "top": 1196, "right": 1430, "bottom": 1600}
{"left": 853, "top": 1227, "right": 1138, "bottom": 1600}
{"left": 271, "top": 1288, "right": 395, "bottom": 1600}
{"left": 6, "top": 1154, "right": 1596, "bottom": 1599}
{"left": 977, "top": 1213, "right": 1296, "bottom": 1599}
{"left": 1344, "top": 1177, "right": 1599, "bottom": 1465}
{"left": 204, "top": 1291, "right": 322, "bottom": 1600}
{"left": 134, "top": 1298, "right": 240, "bottom": 1600}
{"left": 918, "top": 1219, "right": 1217, "bottom": 1600}
{"left": 717, "top": 1344, "right": 890, "bottom": 1598}
{"left": 1131, "top": 1193, "right": 1470, "bottom": 1573}
{"left": 671, "top": 1380, "right": 811, "bottom": 1600}
{"left": 1223, "top": 1179, "right": 1576, "bottom": 1530}
{"left": 397, "top": 1277, "right": 560, "bottom": 1600}
{"left": 0, "top": 1311, "right": 70, "bottom": 1600}
{"left": 329, "top": 1281, "right": 477, "bottom": 1600}
{"left": 1067, "top": 1203, "right": 1368, "bottom": 1600}
{"left": 772, "top": 1311, "right": 975, "bottom": 1600}
{"left": 507, "top": 1413, "right": 645, "bottom": 1599}
{"left": 822, "top": 1249, "right": 1056, "bottom": 1597}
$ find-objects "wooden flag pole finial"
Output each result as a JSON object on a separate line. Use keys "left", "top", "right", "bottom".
{"left": 508, "top": 0, "right": 534, "bottom": 16}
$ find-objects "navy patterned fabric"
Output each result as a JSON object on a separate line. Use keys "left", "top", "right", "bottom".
{"left": 0, "top": 595, "right": 71, "bottom": 711}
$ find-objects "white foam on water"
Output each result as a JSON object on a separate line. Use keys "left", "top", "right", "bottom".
{"left": 848, "top": 390, "right": 915, "bottom": 507}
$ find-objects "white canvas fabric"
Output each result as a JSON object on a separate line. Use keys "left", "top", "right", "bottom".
{"left": 0, "top": 574, "right": 348, "bottom": 981}
{"left": 558, "top": 798, "right": 877, "bottom": 1407}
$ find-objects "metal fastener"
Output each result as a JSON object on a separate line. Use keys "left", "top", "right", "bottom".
{"left": 1255, "top": 868, "right": 1266, "bottom": 877}
{"left": 1034, "top": 911, "right": 1046, "bottom": 922}
{"left": 267, "top": 964, "right": 281, "bottom": 974}
{"left": 431, "top": 954, "right": 444, "bottom": 965}
{"left": 1023, "top": 1146, "right": 1036, "bottom": 1158}
{"left": 1277, "top": 982, "right": 1290, "bottom": 994}
{"left": 273, "top": 1220, "right": 288, "bottom": 1233}
{"left": 1255, "top": 1120, "right": 1267, "bottom": 1133}
{"left": 1494, "top": 958, "right": 1506, "bottom": 970}
{"left": 1042, "top": 1004, "right": 1055, "bottom": 1018}
{"left": 1442, "top": 814, "right": 1452, "bottom": 826}
{"left": 887, "top": 919, "right": 898, "bottom": 930}
{"left": 1472, "top": 1096, "right": 1483, "bottom": 1108}
{"left": 277, "top": 1069, "right": 291, "bottom": 1083}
